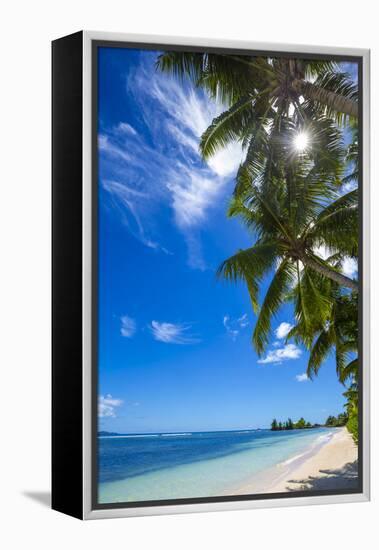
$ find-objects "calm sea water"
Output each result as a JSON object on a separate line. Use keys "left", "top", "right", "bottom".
{"left": 98, "top": 428, "right": 334, "bottom": 503}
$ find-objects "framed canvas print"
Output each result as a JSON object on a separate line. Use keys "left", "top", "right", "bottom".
{"left": 52, "top": 31, "right": 370, "bottom": 520}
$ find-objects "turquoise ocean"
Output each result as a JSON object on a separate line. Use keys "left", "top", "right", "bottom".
{"left": 98, "top": 427, "right": 335, "bottom": 503}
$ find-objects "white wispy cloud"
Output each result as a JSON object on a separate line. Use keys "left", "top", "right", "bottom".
{"left": 102, "top": 179, "right": 171, "bottom": 254}
{"left": 223, "top": 314, "right": 249, "bottom": 340}
{"left": 102, "top": 178, "right": 147, "bottom": 200}
{"left": 166, "top": 163, "right": 223, "bottom": 229}
{"left": 117, "top": 121, "right": 138, "bottom": 136}
{"left": 98, "top": 134, "right": 131, "bottom": 163}
{"left": 275, "top": 322, "right": 294, "bottom": 339}
{"left": 223, "top": 315, "right": 239, "bottom": 341}
{"left": 130, "top": 60, "right": 245, "bottom": 267}
{"left": 146, "top": 70, "right": 244, "bottom": 207}
{"left": 100, "top": 55, "right": 245, "bottom": 270}
{"left": 148, "top": 77, "right": 210, "bottom": 138}
{"left": 237, "top": 314, "right": 249, "bottom": 328}
{"left": 98, "top": 394, "right": 123, "bottom": 417}
{"left": 258, "top": 343, "right": 302, "bottom": 364}
{"left": 342, "top": 257, "right": 358, "bottom": 277}
{"left": 295, "top": 373, "right": 309, "bottom": 382}
{"left": 185, "top": 232, "right": 207, "bottom": 271}
{"left": 166, "top": 122, "right": 200, "bottom": 155}
{"left": 120, "top": 315, "right": 136, "bottom": 338}
{"left": 146, "top": 71, "right": 244, "bottom": 177}
{"left": 150, "top": 321, "right": 200, "bottom": 344}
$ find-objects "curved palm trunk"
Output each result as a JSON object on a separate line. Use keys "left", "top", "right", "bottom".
{"left": 292, "top": 79, "right": 358, "bottom": 118}
{"left": 299, "top": 253, "right": 358, "bottom": 291}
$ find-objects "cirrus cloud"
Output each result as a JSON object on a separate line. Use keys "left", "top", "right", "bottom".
{"left": 150, "top": 320, "right": 200, "bottom": 344}
{"left": 99, "top": 53, "right": 247, "bottom": 271}
{"left": 120, "top": 315, "right": 137, "bottom": 338}
{"left": 223, "top": 313, "right": 249, "bottom": 341}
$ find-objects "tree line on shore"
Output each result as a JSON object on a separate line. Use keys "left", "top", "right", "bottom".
{"left": 325, "top": 412, "right": 348, "bottom": 427}
{"left": 271, "top": 412, "right": 349, "bottom": 431}
{"left": 271, "top": 417, "right": 317, "bottom": 431}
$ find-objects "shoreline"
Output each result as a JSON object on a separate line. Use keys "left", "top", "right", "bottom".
{"left": 227, "top": 427, "right": 358, "bottom": 495}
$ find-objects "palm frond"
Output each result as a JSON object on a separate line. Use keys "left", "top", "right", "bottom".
{"left": 307, "top": 189, "right": 359, "bottom": 257}
{"left": 253, "top": 259, "right": 295, "bottom": 354}
{"left": 157, "top": 51, "right": 266, "bottom": 104}
{"left": 307, "top": 328, "right": 334, "bottom": 379}
{"left": 304, "top": 60, "right": 339, "bottom": 78}
{"left": 300, "top": 70, "right": 358, "bottom": 122}
{"left": 217, "top": 241, "right": 280, "bottom": 312}
{"left": 200, "top": 95, "right": 254, "bottom": 159}
{"left": 289, "top": 264, "right": 332, "bottom": 346}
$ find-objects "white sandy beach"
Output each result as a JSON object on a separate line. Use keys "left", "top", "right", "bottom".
{"left": 230, "top": 428, "right": 358, "bottom": 495}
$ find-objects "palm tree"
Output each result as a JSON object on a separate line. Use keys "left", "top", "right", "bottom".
{"left": 157, "top": 53, "right": 358, "bottom": 166}
{"left": 343, "top": 123, "right": 359, "bottom": 186}
{"left": 158, "top": 52, "right": 359, "bottom": 439}
{"left": 286, "top": 261, "right": 359, "bottom": 442}
{"left": 289, "top": 283, "right": 358, "bottom": 384}
{"left": 285, "top": 242, "right": 359, "bottom": 442}
{"left": 295, "top": 417, "right": 307, "bottom": 429}
{"left": 344, "top": 384, "right": 359, "bottom": 416}
{"left": 343, "top": 382, "right": 359, "bottom": 443}
{"left": 157, "top": 53, "right": 358, "bottom": 118}
{"left": 217, "top": 125, "right": 358, "bottom": 354}
{"left": 157, "top": 53, "right": 357, "bottom": 224}
{"left": 271, "top": 418, "right": 278, "bottom": 431}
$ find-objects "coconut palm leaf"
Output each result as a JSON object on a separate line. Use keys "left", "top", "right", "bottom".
{"left": 343, "top": 124, "right": 359, "bottom": 185}
{"left": 156, "top": 51, "right": 264, "bottom": 104}
{"left": 217, "top": 241, "right": 280, "bottom": 312}
{"left": 157, "top": 51, "right": 358, "bottom": 123}
{"left": 304, "top": 60, "right": 339, "bottom": 78}
{"left": 291, "top": 265, "right": 333, "bottom": 347}
{"left": 306, "top": 189, "right": 359, "bottom": 257}
{"left": 199, "top": 95, "right": 255, "bottom": 158}
{"left": 335, "top": 340, "right": 358, "bottom": 384}
{"left": 158, "top": 51, "right": 359, "bottom": 361}
{"left": 307, "top": 328, "right": 335, "bottom": 379}
{"left": 291, "top": 284, "right": 358, "bottom": 384}
{"left": 299, "top": 70, "right": 358, "bottom": 122}
{"left": 253, "top": 259, "right": 296, "bottom": 354}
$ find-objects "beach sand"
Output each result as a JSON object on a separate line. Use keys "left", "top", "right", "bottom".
{"left": 230, "top": 427, "right": 358, "bottom": 495}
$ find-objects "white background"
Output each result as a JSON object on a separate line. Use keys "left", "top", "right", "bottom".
{"left": 1, "top": 1, "right": 377, "bottom": 548}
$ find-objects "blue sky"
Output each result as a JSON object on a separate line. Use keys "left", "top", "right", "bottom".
{"left": 97, "top": 47, "right": 357, "bottom": 433}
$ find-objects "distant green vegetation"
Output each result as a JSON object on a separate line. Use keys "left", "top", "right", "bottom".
{"left": 271, "top": 417, "right": 315, "bottom": 431}
{"left": 346, "top": 410, "right": 358, "bottom": 444}
{"left": 271, "top": 413, "right": 353, "bottom": 433}
{"left": 325, "top": 413, "right": 348, "bottom": 427}
{"left": 325, "top": 410, "right": 359, "bottom": 443}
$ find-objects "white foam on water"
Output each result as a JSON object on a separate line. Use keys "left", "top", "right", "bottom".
{"left": 160, "top": 433, "right": 193, "bottom": 437}
{"left": 277, "top": 430, "right": 335, "bottom": 467}
{"left": 280, "top": 452, "right": 307, "bottom": 466}
{"left": 99, "top": 434, "right": 160, "bottom": 439}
